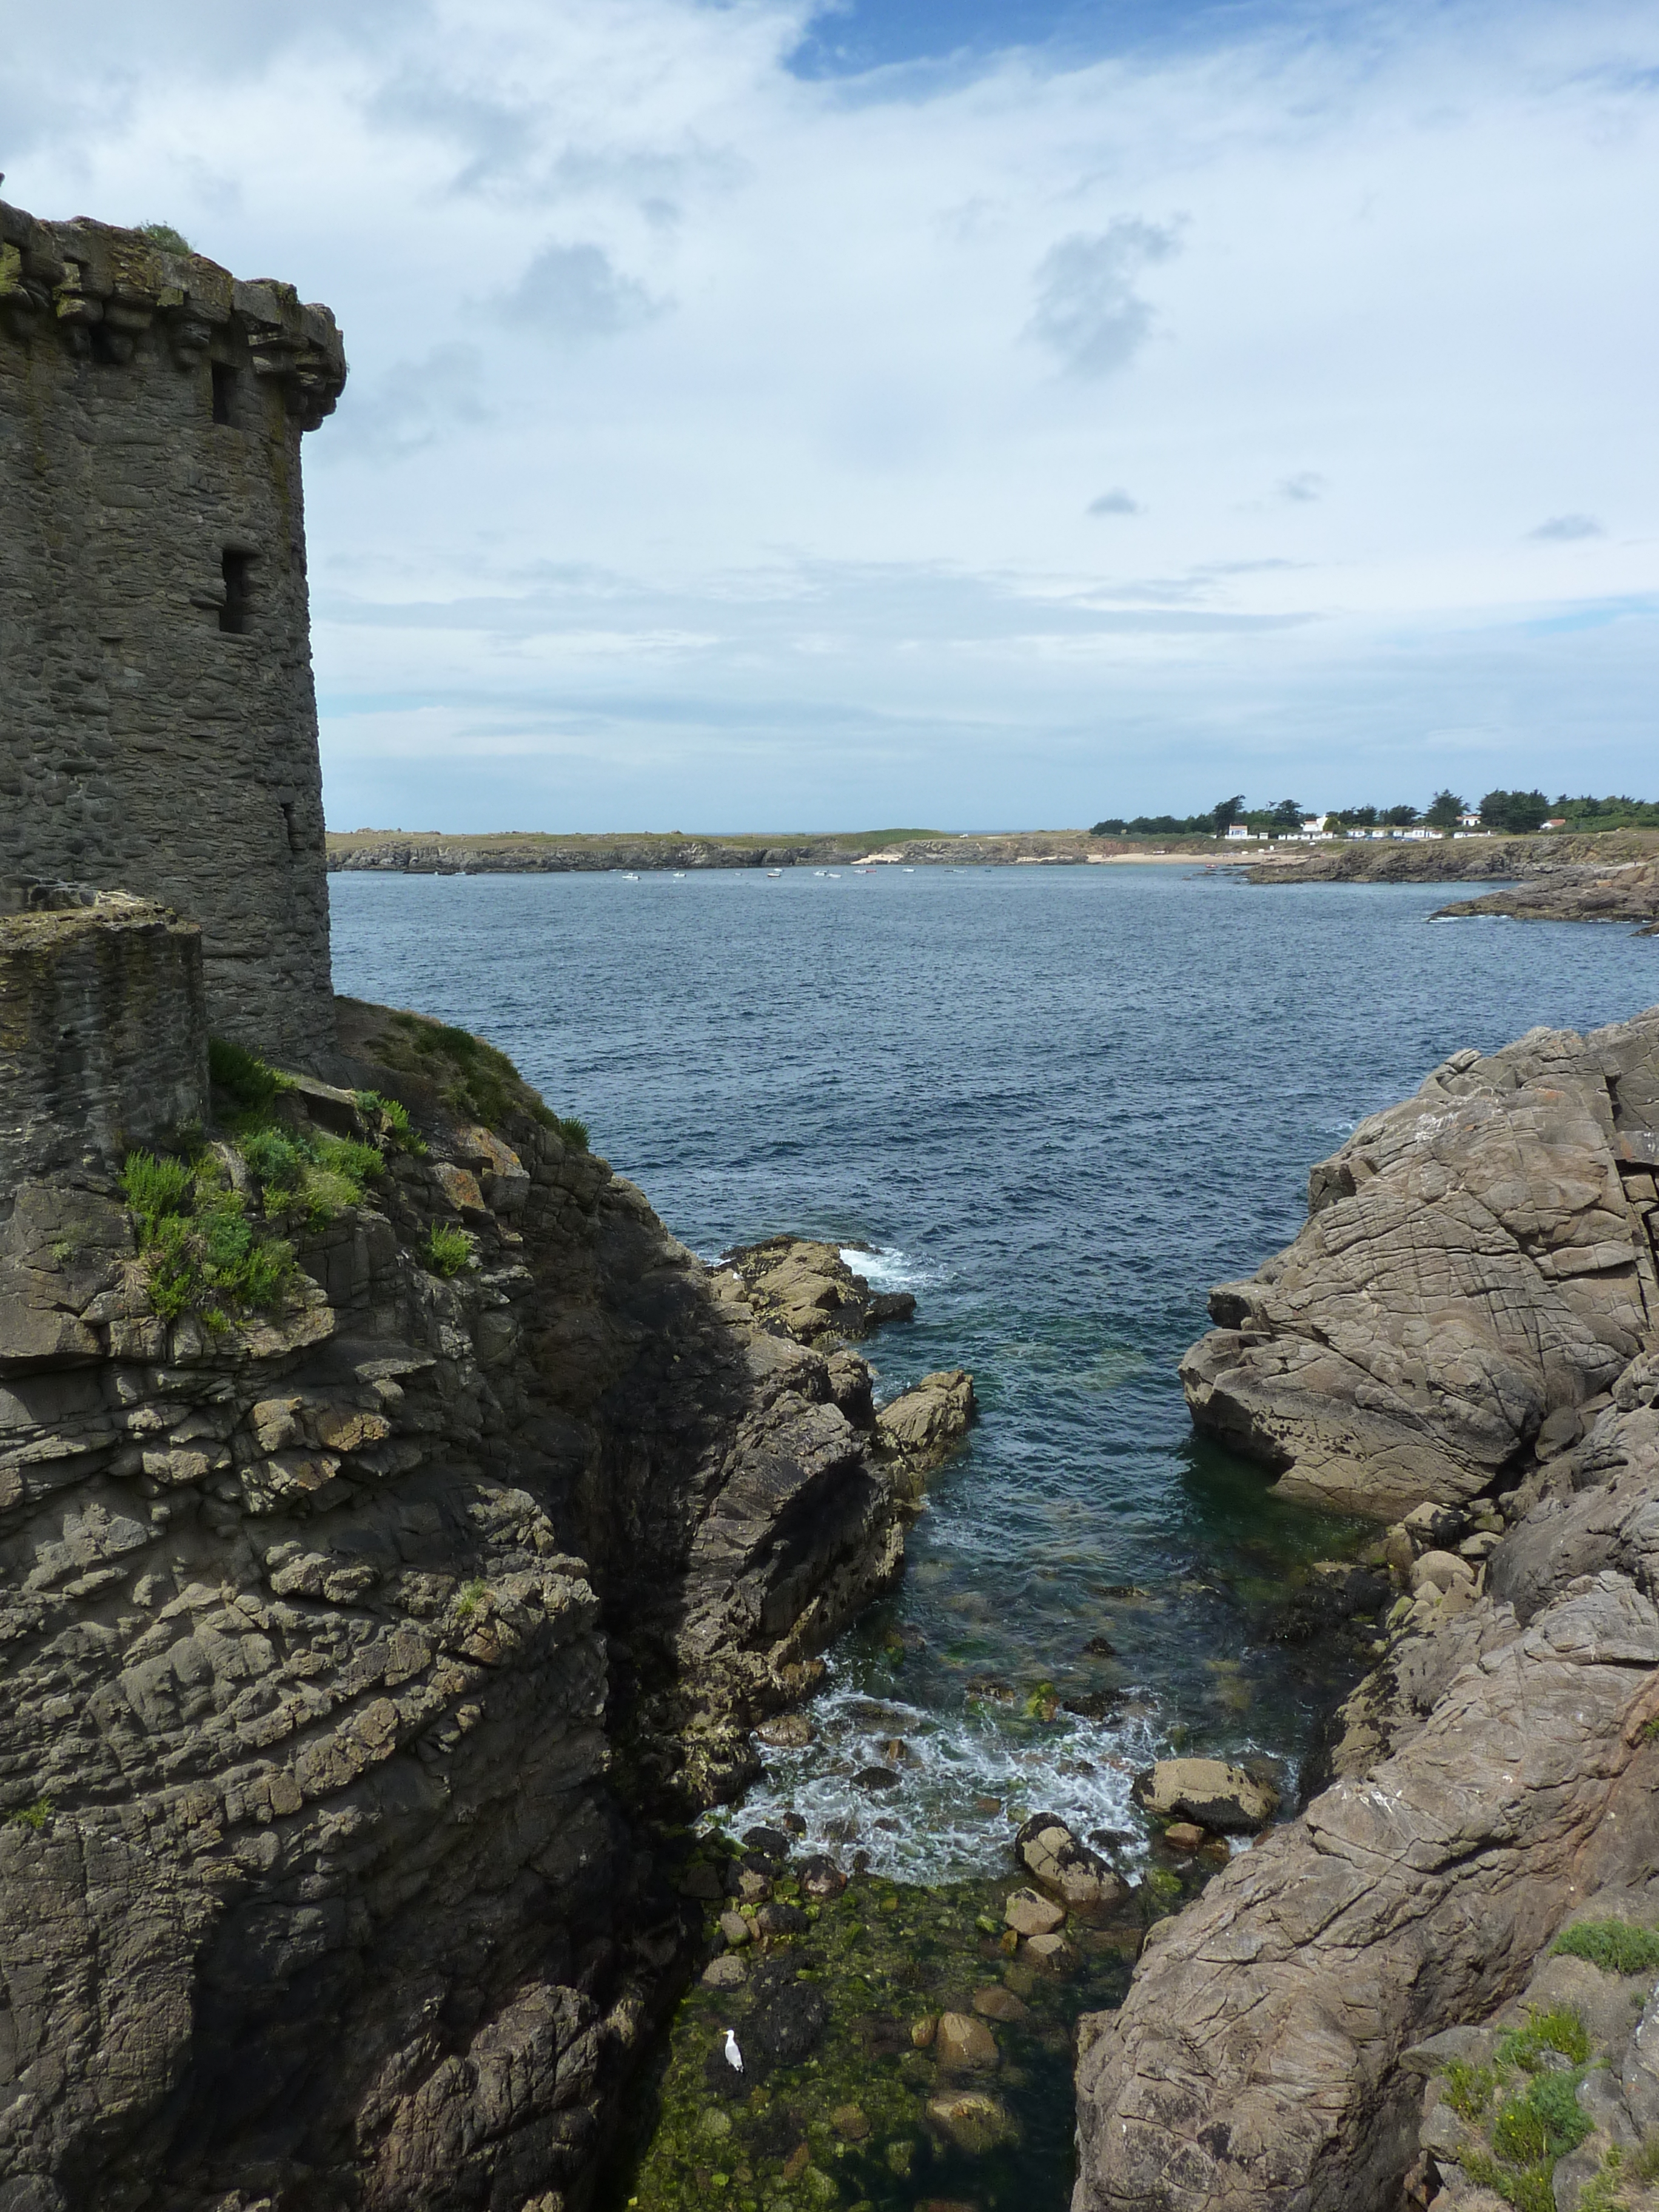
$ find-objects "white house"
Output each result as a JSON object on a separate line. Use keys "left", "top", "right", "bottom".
{"left": 1224, "top": 823, "right": 1252, "bottom": 840}
{"left": 1457, "top": 812, "right": 1481, "bottom": 828}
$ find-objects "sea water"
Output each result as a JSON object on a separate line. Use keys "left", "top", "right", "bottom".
{"left": 329, "top": 864, "right": 1659, "bottom": 1877}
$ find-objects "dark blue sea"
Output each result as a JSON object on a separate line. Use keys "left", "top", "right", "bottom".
{"left": 329, "top": 863, "right": 1659, "bottom": 1874}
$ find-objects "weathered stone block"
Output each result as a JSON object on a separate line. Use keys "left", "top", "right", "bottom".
{"left": 0, "top": 894, "right": 207, "bottom": 1184}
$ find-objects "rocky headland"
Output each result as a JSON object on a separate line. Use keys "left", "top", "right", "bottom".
{"left": 1076, "top": 1004, "right": 1659, "bottom": 2212}
{"left": 1242, "top": 831, "right": 1659, "bottom": 891}
{"left": 0, "top": 925, "right": 974, "bottom": 2210}
{"left": 1433, "top": 859, "right": 1659, "bottom": 936}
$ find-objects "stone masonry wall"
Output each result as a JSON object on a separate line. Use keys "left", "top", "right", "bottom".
{"left": 0, "top": 891, "right": 207, "bottom": 1195}
{"left": 0, "top": 201, "right": 347, "bottom": 1068}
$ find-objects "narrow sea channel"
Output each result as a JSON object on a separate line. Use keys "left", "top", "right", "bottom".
{"left": 329, "top": 862, "right": 1659, "bottom": 2208}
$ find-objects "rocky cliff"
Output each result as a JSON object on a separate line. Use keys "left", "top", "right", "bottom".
{"left": 1076, "top": 1008, "right": 1659, "bottom": 2212}
{"left": 0, "top": 978, "right": 967, "bottom": 2211}
{"left": 1181, "top": 1008, "right": 1659, "bottom": 1521}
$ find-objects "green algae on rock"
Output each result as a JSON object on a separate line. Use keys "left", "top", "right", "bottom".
{"left": 598, "top": 1831, "right": 1225, "bottom": 2212}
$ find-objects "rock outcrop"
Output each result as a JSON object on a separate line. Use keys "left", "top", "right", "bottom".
{"left": 0, "top": 991, "right": 964, "bottom": 2211}
{"left": 717, "top": 1238, "right": 916, "bottom": 1344}
{"left": 1181, "top": 1007, "right": 1659, "bottom": 1520}
{"left": 1076, "top": 1015, "right": 1659, "bottom": 2212}
{"left": 1433, "top": 858, "right": 1659, "bottom": 934}
{"left": 1244, "top": 830, "right": 1659, "bottom": 889}
{"left": 877, "top": 1369, "right": 976, "bottom": 1470}
{"left": 1132, "top": 1760, "right": 1278, "bottom": 1835}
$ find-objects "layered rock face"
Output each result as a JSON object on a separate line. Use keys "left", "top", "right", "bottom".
{"left": 1182, "top": 1008, "right": 1659, "bottom": 1520}
{"left": 1077, "top": 1013, "right": 1659, "bottom": 2212}
{"left": 0, "top": 989, "right": 960, "bottom": 2210}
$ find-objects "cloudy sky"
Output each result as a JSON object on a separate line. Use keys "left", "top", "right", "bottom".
{"left": 7, "top": 0, "right": 1657, "bottom": 830}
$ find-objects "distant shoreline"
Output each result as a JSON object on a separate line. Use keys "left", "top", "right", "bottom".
{"left": 326, "top": 825, "right": 1659, "bottom": 882}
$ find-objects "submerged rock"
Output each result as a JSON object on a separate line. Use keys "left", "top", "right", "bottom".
{"left": 936, "top": 2010, "right": 1000, "bottom": 2070}
{"left": 973, "top": 1983, "right": 1033, "bottom": 2023}
{"left": 1025, "top": 1931, "right": 1081, "bottom": 1974}
{"left": 745, "top": 1976, "right": 831, "bottom": 2074}
{"left": 927, "top": 2087, "right": 1019, "bottom": 2152}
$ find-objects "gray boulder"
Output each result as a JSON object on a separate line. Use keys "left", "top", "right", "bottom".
{"left": 1133, "top": 1760, "right": 1279, "bottom": 1835}
{"left": 1181, "top": 1008, "right": 1659, "bottom": 1518}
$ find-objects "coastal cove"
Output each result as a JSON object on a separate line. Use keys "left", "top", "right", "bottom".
{"left": 330, "top": 863, "right": 1659, "bottom": 2210}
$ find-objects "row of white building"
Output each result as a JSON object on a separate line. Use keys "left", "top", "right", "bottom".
{"left": 1222, "top": 813, "right": 1566, "bottom": 843}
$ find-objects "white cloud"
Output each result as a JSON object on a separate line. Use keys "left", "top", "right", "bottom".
{"left": 1529, "top": 512, "right": 1604, "bottom": 541}
{"left": 335, "top": 344, "right": 491, "bottom": 464}
{"left": 1026, "top": 219, "right": 1182, "bottom": 377}
{"left": 498, "top": 241, "right": 667, "bottom": 338}
{"left": 5, "top": 0, "right": 1658, "bottom": 825}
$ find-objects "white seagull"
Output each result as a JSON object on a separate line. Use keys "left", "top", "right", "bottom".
{"left": 723, "top": 2029, "right": 743, "bottom": 2073}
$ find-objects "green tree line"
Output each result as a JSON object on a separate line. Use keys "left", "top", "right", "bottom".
{"left": 1090, "top": 788, "right": 1659, "bottom": 839}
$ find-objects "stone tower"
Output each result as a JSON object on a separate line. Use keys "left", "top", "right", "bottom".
{"left": 0, "top": 201, "right": 347, "bottom": 1068}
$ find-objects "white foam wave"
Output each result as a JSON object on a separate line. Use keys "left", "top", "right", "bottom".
{"left": 703, "top": 1669, "right": 1162, "bottom": 1883}
{"left": 839, "top": 1244, "right": 942, "bottom": 1295}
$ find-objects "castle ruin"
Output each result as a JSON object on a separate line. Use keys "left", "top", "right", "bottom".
{"left": 0, "top": 200, "right": 346, "bottom": 1068}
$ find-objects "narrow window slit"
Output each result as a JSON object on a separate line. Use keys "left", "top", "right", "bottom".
{"left": 280, "top": 801, "right": 303, "bottom": 856}
{"left": 211, "top": 363, "right": 238, "bottom": 424}
{"left": 220, "top": 551, "right": 251, "bottom": 635}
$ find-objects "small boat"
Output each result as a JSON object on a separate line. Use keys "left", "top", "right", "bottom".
{"left": 853, "top": 866, "right": 872, "bottom": 875}
{"left": 673, "top": 871, "right": 686, "bottom": 880}
{"left": 813, "top": 870, "right": 825, "bottom": 877}
{"left": 766, "top": 868, "right": 782, "bottom": 879}
{"left": 826, "top": 871, "right": 840, "bottom": 879}
{"left": 622, "top": 871, "right": 640, "bottom": 882}
{"left": 903, "top": 866, "right": 914, "bottom": 873}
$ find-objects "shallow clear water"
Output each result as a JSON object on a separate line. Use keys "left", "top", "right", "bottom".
{"left": 329, "top": 865, "right": 1658, "bottom": 1876}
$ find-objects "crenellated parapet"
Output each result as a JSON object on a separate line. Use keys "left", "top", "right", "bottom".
{"left": 0, "top": 203, "right": 346, "bottom": 429}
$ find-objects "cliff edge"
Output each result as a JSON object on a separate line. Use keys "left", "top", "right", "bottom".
{"left": 0, "top": 909, "right": 967, "bottom": 2210}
